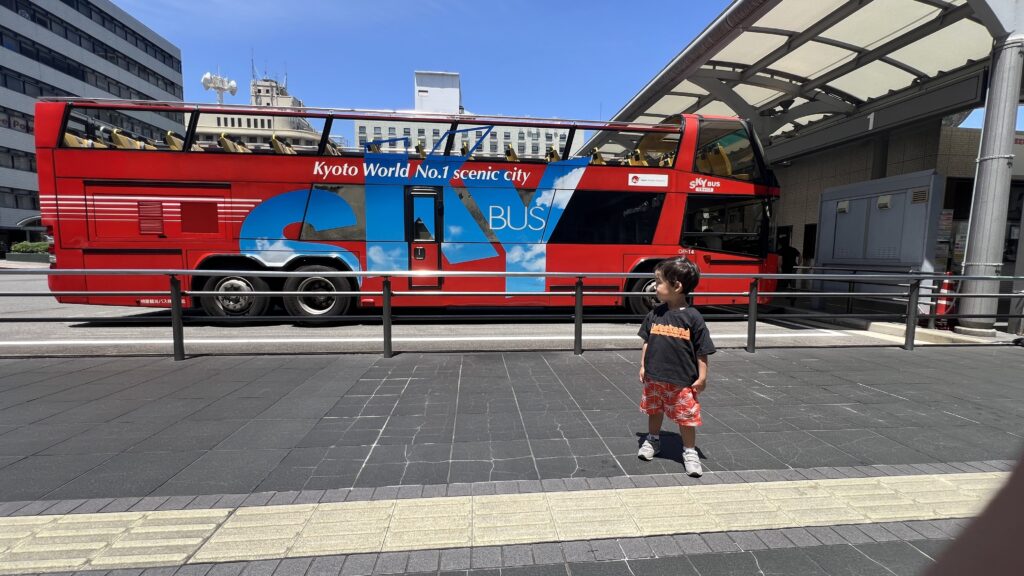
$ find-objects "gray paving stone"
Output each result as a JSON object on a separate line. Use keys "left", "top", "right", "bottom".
{"left": 630, "top": 476, "right": 658, "bottom": 488}
{"left": 268, "top": 491, "right": 300, "bottom": 506}
{"left": 396, "top": 485, "right": 423, "bottom": 499}
{"left": 107, "top": 569, "right": 143, "bottom": 576}
{"left": 240, "top": 492, "right": 274, "bottom": 507}
{"left": 673, "top": 534, "right": 712, "bottom": 555}
{"left": 753, "top": 470, "right": 788, "bottom": 482}
{"left": 214, "top": 494, "right": 248, "bottom": 508}
{"left": 590, "top": 539, "right": 624, "bottom": 561}
{"left": 241, "top": 560, "right": 280, "bottom": 576}
{"left": 711, "top": 471, "right": 743, "bottom": 484}
{"left": 877, "top": 522, "right": 927, "bottom": 541}
{"left": 927, "top": 463, "right": 964, "bottom": 474}
{"left": 540, "top": 479, "right": 566, "bottom": 492}
{"left": 857, "top": 523, "right": 900, "bottom": 542}
{"left": 984, "top": 460, "right": 1013, "bottom": 471}
{"left": 832, "top": 524, "right": 874, "bottom": 544}
{"left": 11, "top": 500, "right": 56, "bottom": 516}
{"left": 372, "top": 552, "right": 408, "bottom": 574}
{"left": 370, "top": 486, "right": 399, "bottom": 500}
{"left": 652, "top": 474, "right": 679, "bottom": 487}
{"left": 184, "top": 495, "right": 222, "bottom": 510}
{"left": 804, "top": 526, "right": 847, "bottom": 545}
{"left": 470, "top": 546, "right": 501, "bottom": 569}
{"left": 585, "top": 478, "right": 612, "bottom": 490}
{"left": 421, "top": 484, "right": 447, "bottom": 498}
{"left": 831, "top": 466, "right": 867, "bottom": 478}
{"left": 446, "top": 483, "right": 472, "bottom": 497}
{"left": 74, "top": 498, "right": 115, "bottom": 513}
{"left": 773, "top": 469, "right": 806, "bottom": 481}
{"left": 904, "top": 520, "right": 950, "bottom": 539}
{"left": 340, "top": 554, "right": 377, "bottom": 576}
{"left": 796, "top": 468, "right": 827, "bottom": 480}
{"left": 305, "top": 553, "right": 346, "bottom": 573}
{"left": 294, "top": 490, "right": 326, "bottom": 504}
{"left": 207, "top": 564, "right": 245, "bottom": 576}
{"left": 494, "top": 481, "right": 520, "bottom": 494}
{"left": 175, "top": 562, "right": 212, "bottom": 576}
{"left": 754, "top": 529, "right": 795, "bottom": 549}
{"left": 560, "top": 541, "right": 595, "bottom": 563}
{"left": 618, "top": 537, "right": 653, "bottom": 559}
{"left": 728, "top": 531, "right": 767, "bottom": 551}
{"left": 346, "top": 488, "right": 374, "bottom": 501}
{"left": 273, "top": 558, "right": 311, "bottom": 576}
{"left": 531, "top": 543, "right": 564, "bottom": 565}
{"left": 873, "top": 465, "right": 904, "bottom": 476}
{"left": 735, "top": 471, "right": 765, "bottom": 483}
{"left": 501, "top": 544, "right": 533, "bottom": 566}
{"left": 947, "top": 462, "right": 985, "bottom": 473}
{"left": 439, "top": 548, "right": 471, "bottom": 571}
{"left": 563, "top": 478, "right": 588, "bottom": 491}
{"left": 780, "top": 527, "right": 820, "bottom": 547}
{"left": 701, "top": 532, "right": 740, "bottom": 552}
{"left": 607, "top": 476, "right": 635, "bottom": 489}
{"left": 926, "top": 519, "right": 965, "bottom": 539}
{"left": 517, "top": 480, "right": 543, "bottom": 493}
{"left": 45, "top": 499, "right": 88, "bottom": 514}
{"left": 406, "top": 550, "right": 438, "bottom": 573}
{"left": 142, "top": 568, "right": 178, "bottom": 576}
{"left": 471, "top": 482, "right": 496, "bottom": 496}
{"left": 644, "top": 535, "right": 683, "bottom": 557}
{"left": 320, "top": 488, "right": 351, "bottom": 503}
{"left": 892, "top": 464, "right": 926, "bottom": 476}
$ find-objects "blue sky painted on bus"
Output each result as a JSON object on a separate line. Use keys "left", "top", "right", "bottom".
{"left": 112, "top": 0, "right": 1018, "bottom": 135}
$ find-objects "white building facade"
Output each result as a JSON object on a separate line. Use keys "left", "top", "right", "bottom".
{"left": 0, "top": 0, "right": 183, "bottom": 244}
{"left": 355, "top": 72, "right": 582, "bottom": 160}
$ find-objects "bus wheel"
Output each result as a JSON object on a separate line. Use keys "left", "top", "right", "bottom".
{"left": 282, "top": 265, "right": 352, "bottom": 318}
{"left": 200, "top": 275, "right": 270, "bottom": 317}
{"left": 627, "top": 277, "right": 659, "bottom": 316}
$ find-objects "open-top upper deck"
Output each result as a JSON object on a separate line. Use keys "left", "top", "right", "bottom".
{"left": 34, "top": 98, "right": 772, "bottom": 182}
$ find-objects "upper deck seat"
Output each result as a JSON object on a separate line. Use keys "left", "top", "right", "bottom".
{"left": 590, "top": 147, "right": 605, "bottom": 165}
{"left": 111, "top": 129, "right": 156, "bottom": 150}
{"left": 62, "top": 132, "right": 107, "bottom": 148}
{"left": 218, "top": 133, "right": 252, "bottom": 154}
{"left": 706, "top": 143, "right": 732, "bottom": 176}
{"left": 627, "top": 148, "right": 648, "bottom": 167}
{"left": 324, "top": 140, "right": 342, "bottom": 156}
{"left": 165, "top": 131, "right": 203, "bottom": 152}
{"left": 271, "top": 134, "right": 297, "bottom": 155}
{"left": 545, "top": 146, "right": 561, "bottom": 163}
{"left": 415, "top": 142, "right": 426, "bottom": 158}
{"left": 505, "top": 144, "right": 519, "bottom": 163}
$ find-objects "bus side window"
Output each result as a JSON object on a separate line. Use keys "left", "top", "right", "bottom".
{"left": 694, "top": 120, "right": 759, "bottom": 182}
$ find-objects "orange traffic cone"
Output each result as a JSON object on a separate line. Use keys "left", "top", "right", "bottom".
{"left": 935, "top": 272, "right": 957, "bottom": 330}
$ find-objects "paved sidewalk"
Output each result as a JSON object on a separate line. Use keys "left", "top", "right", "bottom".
{"left": 0, "top": 346, "right": 1022, "bottom": 575}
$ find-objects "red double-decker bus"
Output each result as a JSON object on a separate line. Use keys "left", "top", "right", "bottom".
{"left": 35, "top": 99, "right": 779, "bottom": 318}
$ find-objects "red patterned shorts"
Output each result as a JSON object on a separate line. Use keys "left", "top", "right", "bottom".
{"left": 640, "top": 376, "right": 702, "bottom": 426}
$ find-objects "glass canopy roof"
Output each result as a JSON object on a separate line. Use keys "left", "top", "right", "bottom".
{"left": 609, "top": 0, "right": 993, "bottom": 145}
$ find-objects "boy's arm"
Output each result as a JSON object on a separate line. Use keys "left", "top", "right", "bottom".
{"left": 639, "top": 342, "right": 648, "bottom": 382}
{"left": 692, "top": 354, "right": 708, "bottom": 394}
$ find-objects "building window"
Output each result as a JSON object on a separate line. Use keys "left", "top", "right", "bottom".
{"left": 432, "top": 129, "right": 440, "bottom": 138}
{"left": 531, "top": 143, "right": 539, "bottom": 154}
{"left": 418, "top": 128, "right": 425, "bottom": 137}
{"left": 518, "top": 132, "right": 525, "bottom": 140}
{"left": 358, "top": 126, "right": 366, "bottom": 134}
{"left": 246, "top": 118, "right": 251, "bottom": 128}
{"left": 216, "top": 117, "right": 221, "bottom": 127}
{"left": 388, "top": 127, "right": 396, "bottom": 136}
{"left": 518, "top": 143, "right": 525, "bottom": 154}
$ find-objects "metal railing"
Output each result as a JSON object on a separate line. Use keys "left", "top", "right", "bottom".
{"left": 1, "top": 268, "right": 1022, "bottom": 360}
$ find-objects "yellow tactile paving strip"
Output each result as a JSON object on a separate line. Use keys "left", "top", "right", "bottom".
{"left": 0, "top": 472, "right": 1007, "bottom": 574}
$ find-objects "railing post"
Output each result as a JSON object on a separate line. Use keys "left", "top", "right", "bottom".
{"left": 746, "top": 279, "right": 758, "bottom": 353}
{"left": 169, "top": 275, "right": 185, "bottom": 361}
{"left": 904, "top": 279, "right": 921, "bottom": 351}
{"left": 382, "top": 276, "right": 393, "bottom": 358}
{"left": 573, "top": 276, "right": 583, "bottom": 355}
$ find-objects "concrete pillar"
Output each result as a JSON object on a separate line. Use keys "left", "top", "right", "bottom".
{"left": 957, "top": 36, "right": 1024, "bottom": 334}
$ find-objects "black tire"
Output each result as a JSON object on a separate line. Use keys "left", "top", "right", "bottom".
{"left": 627, "top": 276, "right": 659, "bottom": 316}
{"left": 282, "top": 265, "right": 352, "bottom": 319}
{"left": 199, "top": 274, "right": 270, "bottom": 317}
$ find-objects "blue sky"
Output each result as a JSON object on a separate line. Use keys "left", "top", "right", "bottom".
{"left": 111, "top": 0, "right": 732, "bottom": 121}
{"left": 111, "top": 0, "right": 1020, "bottom": 133}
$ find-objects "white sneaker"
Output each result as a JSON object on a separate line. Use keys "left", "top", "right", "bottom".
{"left": 638, "top": 437, "right": 660, "bottom": 461}
{"left": 683, "top": 449, "right": 703, "bottom": 477}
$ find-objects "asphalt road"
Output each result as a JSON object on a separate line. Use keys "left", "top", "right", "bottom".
{"left": 0, "top": 272, "right": 901, "bottom": 356}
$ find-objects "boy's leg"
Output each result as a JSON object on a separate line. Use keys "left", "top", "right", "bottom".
{"left": 648, "top": 413, "right": 664, "bottom": 437}
{"left": 679, "top": 424, "right": 696, "bottom": 449}
{"left": 679, "top": 424, "right": 702, "bottom": 477}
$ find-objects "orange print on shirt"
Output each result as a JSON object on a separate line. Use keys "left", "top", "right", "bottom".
{"left": 650, "top": 324, "right": 691, "bottom": 341}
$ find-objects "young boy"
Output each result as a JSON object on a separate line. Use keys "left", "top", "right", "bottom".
{"left": 637, "top": 257, "right": 715, "bottom": 477}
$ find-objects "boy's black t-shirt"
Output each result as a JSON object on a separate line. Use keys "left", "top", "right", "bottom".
{"left": 638, "top": 304, "right": 716, "bottom": 388}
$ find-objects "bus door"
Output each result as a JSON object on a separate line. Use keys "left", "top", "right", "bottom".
{"left": 407, "top": 187, "right": 441, "bottom": 288}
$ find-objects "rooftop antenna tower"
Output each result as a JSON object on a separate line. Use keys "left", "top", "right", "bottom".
{"left": 201, "top": 71, "right": 237, "bottom": 105}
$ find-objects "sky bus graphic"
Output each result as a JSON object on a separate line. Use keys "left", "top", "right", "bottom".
{"left": 36, "top": 100, "right": 780, "bottom": 319}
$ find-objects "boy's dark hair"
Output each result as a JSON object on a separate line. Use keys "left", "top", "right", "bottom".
{"left": 655, "top": 257, "right": 701, "bottom": 295}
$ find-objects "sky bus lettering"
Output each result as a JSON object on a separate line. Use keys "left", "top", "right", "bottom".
{"left": 36, "top": 99, "right": 780, "bottom": 319}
